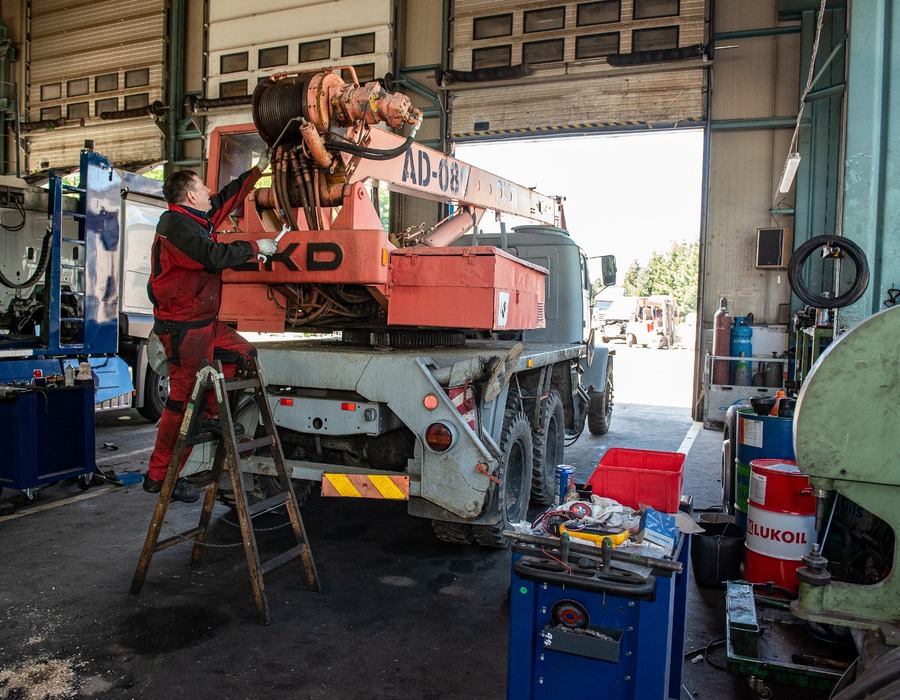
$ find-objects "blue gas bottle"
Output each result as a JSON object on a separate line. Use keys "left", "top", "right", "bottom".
{"left": 730, "top": 318, "right": 753, "bottom": 383}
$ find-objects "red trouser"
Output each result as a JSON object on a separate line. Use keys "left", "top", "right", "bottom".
{"left": 147, "top": 319, "right": 256, "bottom": 481}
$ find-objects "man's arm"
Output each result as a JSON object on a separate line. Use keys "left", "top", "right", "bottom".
{"left": 159, "top": 213, "right": 260, "bottom": 271}
{"left": 208, "top": 166, "right": 263, "bottom": 229}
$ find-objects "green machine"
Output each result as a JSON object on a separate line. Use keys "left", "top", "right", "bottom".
{"left": 792, "top": 306, "right": 900, "bottom": 640}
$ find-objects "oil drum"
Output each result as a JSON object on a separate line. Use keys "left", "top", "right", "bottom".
{"left": 743, "top": 459, "right": 816, "bottom": 594}
{"left": 734, "top": 410, "right": 794, "bottom": 530}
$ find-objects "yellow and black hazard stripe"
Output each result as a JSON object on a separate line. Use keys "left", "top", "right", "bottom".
{"left": 452, "top": 117, "right": 704, "bottom": 141}
{"left": 321, "top": 473, "right": 410, "bottom": 500}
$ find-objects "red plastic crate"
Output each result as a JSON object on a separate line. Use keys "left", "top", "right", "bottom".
{"left": 586, "top": 448, "right": 686, "bottom": 512}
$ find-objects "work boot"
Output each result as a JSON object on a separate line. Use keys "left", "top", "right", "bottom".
{"left": 142, "top": 475, "right": 200, "bottom": 503}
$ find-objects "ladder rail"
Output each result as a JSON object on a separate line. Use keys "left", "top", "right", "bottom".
{"left": 130, "top": 358, "right": 319, "bottom": 624}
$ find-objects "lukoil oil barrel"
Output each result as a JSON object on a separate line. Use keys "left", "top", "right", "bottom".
{"left": 743, "top": 459, "right": 817, "bottom": 594}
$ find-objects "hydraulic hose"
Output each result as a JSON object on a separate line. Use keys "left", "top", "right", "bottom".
{"left": 0, "top": 226, "right": 51, "bottom": 289}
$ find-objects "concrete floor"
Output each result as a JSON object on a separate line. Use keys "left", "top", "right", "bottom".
{"left": 0, "top": 347, "right": 851, "bottom": 699}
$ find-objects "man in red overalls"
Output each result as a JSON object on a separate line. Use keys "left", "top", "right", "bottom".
{"left": 144, "top": 155, "right": 276, "bottom": 502}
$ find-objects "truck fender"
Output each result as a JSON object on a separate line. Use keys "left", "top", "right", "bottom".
{"left": 580, "top": 341, "right": 611, "bottom": 393}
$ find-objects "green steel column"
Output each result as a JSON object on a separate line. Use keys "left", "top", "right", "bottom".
{"left": 839, "top": 0, "right": 899, "bottom": 326}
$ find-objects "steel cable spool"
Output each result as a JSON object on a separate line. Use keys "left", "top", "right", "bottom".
{"left": 252, "top": 77, "right": 310, "bottom": 148}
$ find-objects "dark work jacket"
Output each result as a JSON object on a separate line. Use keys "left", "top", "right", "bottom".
{"left": 148, "top": 167, "right": 262, "bottom": 325}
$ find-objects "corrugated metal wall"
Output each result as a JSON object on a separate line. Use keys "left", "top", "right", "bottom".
{"left": 25, "top": 0, "right": 165, "bottom": 172}
{"left": 448, "top": 0, "right": 707, "bottom": 139}
{"left": 204, "top": 0, "right": 394, "bottom": 135}
{"left": 703, "top": 13, "right": 800, "bottom": 324}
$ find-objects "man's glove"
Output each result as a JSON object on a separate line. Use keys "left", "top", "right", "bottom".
{"left": 256, "top": 149, "right": 270, "bottom": 173}
{"left": 256, "top": 238, "right": 278, "bottom": 256}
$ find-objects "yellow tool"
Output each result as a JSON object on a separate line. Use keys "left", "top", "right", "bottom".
{"left": 559, "top": 522, "right": 630, "bottom": 547}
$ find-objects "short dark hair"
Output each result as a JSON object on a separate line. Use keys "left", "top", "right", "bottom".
{"left": 163, "top": 170, "right": 200, "bottom": 205}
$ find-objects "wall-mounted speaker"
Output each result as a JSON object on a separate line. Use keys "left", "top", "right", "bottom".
{"left": 756, "top": 227, "right": 793, "bottom": 269}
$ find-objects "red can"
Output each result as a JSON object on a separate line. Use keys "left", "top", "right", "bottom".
{"left": 743, "top": 459, "right": 817, "bottom": 594}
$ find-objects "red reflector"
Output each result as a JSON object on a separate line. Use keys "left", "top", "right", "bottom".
{"left": 341, "top": 402, "right": 357, "bottom": 411}
{"left": 425, "top": 423, "right": 453, "bottom": 452}
{"left": 279, "top": 398, "right": 294, "bottom": 406}
{"left": 423, "top": 394, "right": 439, "bottom": 410}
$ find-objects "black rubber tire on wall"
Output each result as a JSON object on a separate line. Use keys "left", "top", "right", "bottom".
{"left": 530, "top": 390, "right": 565, "bottom": 505}
{"left": 587, "top": 360, "right": 614, "bottom": 435}
{"left": 472, "top": 411, "right": 534, "bottom": 548}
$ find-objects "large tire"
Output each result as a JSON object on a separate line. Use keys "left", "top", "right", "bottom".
{"left": 431, "top": 520, "right": 475, "bottom": 545}
{"left": 530, "top": 390, "right": 565, "bottom": 505}
{"left": 137, "top": 365, "right": 169, "bottom": 422}
{"left": 587, "top": 359, "right": 614, "bottom": 435}
{"left": 472, "top": 411, "right": 534, "bottom": 548}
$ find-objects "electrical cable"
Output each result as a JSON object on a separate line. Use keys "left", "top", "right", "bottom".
{"left": 771, "top": 0, "right": 827, "bottom": 205}
{"left": 703, "top": 637, "right": 728, "bottom": 671}
{"left": 787, "top": 234, "right": 869, "bottom": 308}
{"left": 0, "top": 225, "right": 52, "bottom": 289}
{"left": 0, "top": 198, "right": 27, "bottom": 231}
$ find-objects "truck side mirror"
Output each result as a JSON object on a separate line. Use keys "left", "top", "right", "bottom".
{"left": 600, "top": 255, "right": 617, "bottom": 287}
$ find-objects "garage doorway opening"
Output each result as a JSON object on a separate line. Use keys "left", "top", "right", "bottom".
{"left": 455, "top": 129, "right": 703, "bottom": 411}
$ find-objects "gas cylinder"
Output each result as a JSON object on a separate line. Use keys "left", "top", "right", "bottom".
{"left": 730, "top": 318, "right": 753, "bottom": 383}
{"left": 712, "top": 297, "right": 732, "bottom": 385}
{"left": 765, "top": 354, "right": 783, "bottom": 387}
{"left": 733, "top": 352, "right": 752, "bottom": 386}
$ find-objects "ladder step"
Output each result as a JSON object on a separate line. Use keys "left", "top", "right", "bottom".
{"left": 260, "top": 544, "right": 305, "bottom": 575}
{"left": 225, "top": 377, "right": 261, "bottom": 391}
{"left": 236, "top": 436, "right": 272, "bottom": 454}
{"left": 154, "top": 526, "right": 204, "bottom": 552}
{"left": 248, "top": 492, "right": 289, "bottom": 517}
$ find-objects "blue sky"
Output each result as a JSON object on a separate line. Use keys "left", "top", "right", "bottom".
{"left": 455, "top": 129, "right": 704, "bottom": 281}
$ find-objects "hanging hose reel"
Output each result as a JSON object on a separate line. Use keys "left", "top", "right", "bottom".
{"left": 787, "top": 235, "right": 869, "bottom": 309}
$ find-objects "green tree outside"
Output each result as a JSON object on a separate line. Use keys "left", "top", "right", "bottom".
{"left": 616, "top": 240, "right": 699, "bottom": 314}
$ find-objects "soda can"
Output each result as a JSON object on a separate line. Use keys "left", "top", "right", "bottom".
{"left": 555, "top": 465, "right": 575, "bottom": 505}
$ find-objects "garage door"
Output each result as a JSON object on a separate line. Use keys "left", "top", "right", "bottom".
{"left": 25, "top": 0, "right": 166, "bottom": 173}
{"left": 448, "top": 0, "right": 706, "bottom": 140}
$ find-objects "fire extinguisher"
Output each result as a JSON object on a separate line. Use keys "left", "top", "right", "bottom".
{"left": 712, "top": 297, "right": 732, "bottom": 385}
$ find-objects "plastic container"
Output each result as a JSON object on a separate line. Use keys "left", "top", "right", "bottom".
{"left": 586, "top": 448, "right": 686, "bottom": 512}
{"left": 691, "top": 516, "right": 745, "bottom": 589}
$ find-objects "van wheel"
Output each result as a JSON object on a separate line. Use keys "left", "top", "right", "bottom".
{"left": 531, "top": 390, "right": 565, "bottom": 505}
{"left": 472, "top": 411, "right": 533, "bottom": 548}
{"left": 138, "top": 366, "right": 168, "bottom": 422}
{"left": 588, "top": 359, "right": 614, "bottom": 435}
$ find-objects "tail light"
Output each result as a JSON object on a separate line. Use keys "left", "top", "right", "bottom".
{"left": 425, "top": 423, "right": 453, "bottom": 452}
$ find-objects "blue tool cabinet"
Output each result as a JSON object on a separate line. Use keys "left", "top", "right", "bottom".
{"left": 0, "top": 383, "right": 95, "bottom": 492}
{"left": 507, "top": 536, "right": 690, "bottom": 700}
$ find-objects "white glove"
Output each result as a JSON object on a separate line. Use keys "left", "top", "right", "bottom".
{"left": 256, "top": 238, "right": 278, "bottom": 256}
{"left": 256, "top": 149, "right": 270, "bottom": 172}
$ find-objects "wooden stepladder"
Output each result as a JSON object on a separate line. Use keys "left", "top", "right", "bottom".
{"left": 130, "top": 357, "right": 320, "bottom": 625}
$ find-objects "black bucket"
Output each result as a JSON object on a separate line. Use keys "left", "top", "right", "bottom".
{"left": 691, "top": 515, "right": 745, "bottom": 589}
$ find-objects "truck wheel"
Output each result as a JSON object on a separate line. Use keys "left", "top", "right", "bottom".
{"left": 531, "top": 390, "right": 565, "bottom": 505}
{"left": 473, "top": 412, "right": 533, "bottom": 548}
{"left": 587, "top": 361, "right": 614, "bottom": 435}
{"left": 431, "top": 520, "right": 475, "bottom": 545}
{"left": 137, "top": 366, "right": 169, "bottom": 422}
